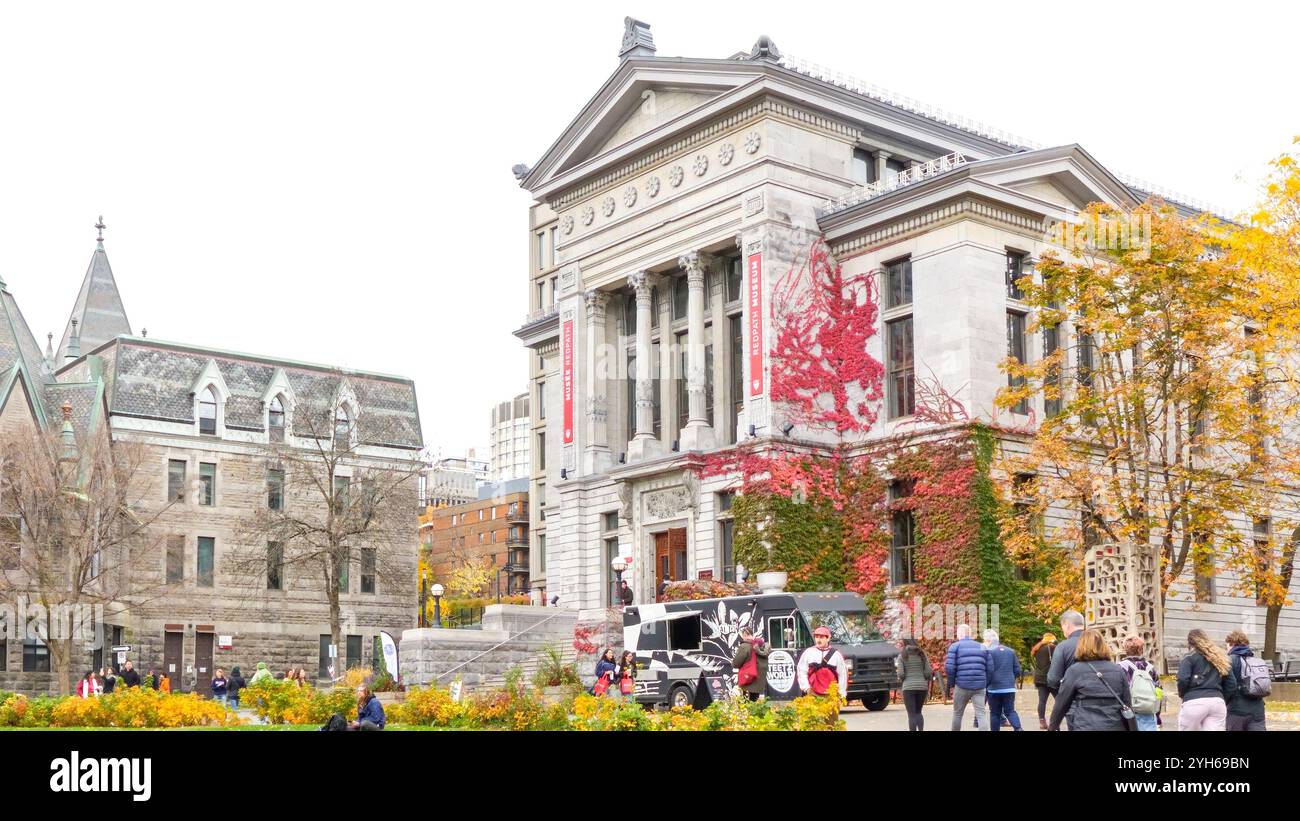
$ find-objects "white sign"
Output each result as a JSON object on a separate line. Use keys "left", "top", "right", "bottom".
{"left": 111, "top": 645, "right": 131, "bottom": 653}
{"left": 449, "top": 681, "right": 463, "bottom": 702}
{"left": 218, "top": 635, "right": 233, "bottom": 649}
{"left": 328, "top": 644, "right": 337, "bottom": 658}
{"left": 168, "top": 664, "right": 176, "bottom": 673}
{"left": 116, "top": 651, "right": 127, "bottom": 665}
{"left": 766, "top": 650, "right": 796, "bottom": 693}
{"left": 379, "top": 631, "right": 400, "bottom": 682}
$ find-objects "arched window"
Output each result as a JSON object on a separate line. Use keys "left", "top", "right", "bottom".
{"left": 268, "top": 395, "right": 286, "bottom": 443}
{"left": 334, "top": 405, "right": 352, "bottom": 445}
{"left": 199, "top": 387, "right": 218, "bottom": 435}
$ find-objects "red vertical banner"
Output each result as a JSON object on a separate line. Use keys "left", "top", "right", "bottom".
{"left": 562, "top": 319, "right": 574, "bottom": 444}
{"left": 747, "top": 252, "right": 763, "bottom": 397}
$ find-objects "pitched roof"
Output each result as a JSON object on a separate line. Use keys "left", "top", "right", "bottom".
{"left": 0, "top": 281, "right": 52, "bottom": 385}
{"left": 57, "top": 241, "right": 132, "bottom": 363}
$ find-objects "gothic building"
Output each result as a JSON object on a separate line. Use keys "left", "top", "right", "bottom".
{"left": 514, "top": 20, "right": 1300, "bottom": 656}
{"left": 0, "top": 224, "right": 422, "bottom": 694}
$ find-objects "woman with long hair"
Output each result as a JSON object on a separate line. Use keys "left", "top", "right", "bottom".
{"left": 1177, "top": 628, "right": 1237, "bottom": 731}
{"left": 616, "top": 650, "right": 638, "bottom": 701}
{"left": 593, "top": 647, "right": 617, "bottom": 696}
{"left": 1048, "top": 630, "right": 1132, "bottom": 731}
{"left": 1030, "top": 632, "right": 1055, "bottom": 730}
{"left": 895, "top": 638, "right": 932, "bottom": 732}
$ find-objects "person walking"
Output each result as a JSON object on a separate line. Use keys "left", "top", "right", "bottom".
{"left": 616, "top": 650, "right": 638, "bottom": 702}
{"left": 1048, "top": 630, "right": 1133, "bottom": 731}
{"left": 227, "top": 666, "right": 246, "bottom": 709}
{"left": 895, "top": 638, "right": 932, "bottom": 732}
{"left": 797, "top": 626, "right": 848, "bottom": 700}
{"left": 1031, "top": 633, "right": 1055, "bottom": 730}
{"left": 984, "top": 630, "right": 1022, "bottom": 731}
{"left": 944, "top": 624, "right": 991, "bottom": 731}
{"left": 593, "top": 648, "right": 618, "bottom": 696}
{"left": 1224, "top": 630, "right": 1266, "bottom": 732}
{"left": 1045, "top": 610, "right": 1086, "bottom": 729}
{"left": 211, "top": 668, "right": 229, "bottom": 706}
{"left": 1177, "top": 628, "right": 1237, "bottom": 731}
{"left": 732, "top": 627, "right": 770, "bottom": 702}
{"left": 100, "top": 667, "right": 117, "bottom": 695}
{"left": 119, "top": 661, "right": 142, "bottom": 688}
{"left": 249, "top": 661, "right": 274, "bottom": 685}
{"left": 1118, "top": 634, "right": 1162, "bottom": 731}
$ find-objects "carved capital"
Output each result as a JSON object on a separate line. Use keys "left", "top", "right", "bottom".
{"left": 584, "top": 290, "right": 609, "bottom": 320}
{"left": 678, "top": 251, "right": 708, "bottom": 288}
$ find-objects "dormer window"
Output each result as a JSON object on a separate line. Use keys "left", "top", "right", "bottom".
{"left": 269, "top": 396, "right": 286, "bottom": 443}
{"left": 334, "top": 406, "right": 352, "bottom": 444}
{"left": 199, "top": 387, "right": 218, "bottom": 436}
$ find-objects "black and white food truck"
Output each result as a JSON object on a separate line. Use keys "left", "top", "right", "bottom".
{"left": 621, "top": 591, "right": 900, "bottom": 709}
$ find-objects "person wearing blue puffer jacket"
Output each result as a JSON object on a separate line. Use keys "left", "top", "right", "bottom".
{"left": 945, "top": 623, "right": 992, "bottom": 731}
{"left": 984, "top": 630, "right": 1023, "bottom": 731}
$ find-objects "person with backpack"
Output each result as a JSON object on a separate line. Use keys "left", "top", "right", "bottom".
{"left": 797, "top": 625, "right": 847, "bottom": 700}
{"left": 944, "top": 623, "right": 991, "bottom": 731}
{"left": 1225, "top": 630, "right": 1268, "bottom": 731}
{"left": 1049, "top": 630, "right": 1133, "bottom": 731}
{"left": 227, "top": 666, "right": 246, "bottom": 709}
{"left": 732, "top": 627, "right": 770, "bottom": 702}
{"left": 1031, "top": 633, "right": 1055, "bottom": 730}
{"left": 896, "top": 638, "right": 932, "bottom": 731}
{"left": 1118, "top": 634, "right": 1162, "bottom": 731}
{"left": 984, "top": 630, "right": 1023, "bottom": 731}
{"left": 1176, "top": 628, "right": 1238, "bottom": 731}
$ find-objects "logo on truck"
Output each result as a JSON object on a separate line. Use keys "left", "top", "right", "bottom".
{"left": 766, "top": 650, "right": 796, "bottom": 693}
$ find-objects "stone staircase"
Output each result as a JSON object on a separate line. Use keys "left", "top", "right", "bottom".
{"left": 472, "top": 642, "right": 579, "bottom": 692}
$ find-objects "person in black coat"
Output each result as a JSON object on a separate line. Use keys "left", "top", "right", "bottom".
{"left": 1031, "top": 633, "right": 1055, "bottom": 730}
{"left": 227, "top": 666, "right": 247, "bottom": 709}
{"left": 1049, "top": 629, "right": 1132, "bottom": 731}
{"left": 119, "top": 661, "right": 142, "bottom": 688}
{"left": 619, "top": 580, "right": 634, "bottom": 607}
{"left": 1176, "top": 628, "right": 1237, "bottom": 731}
{"left": 1224, "top": 630, "right": 1265, "bottom": 731}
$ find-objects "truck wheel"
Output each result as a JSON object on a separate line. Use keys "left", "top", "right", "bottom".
{"left": 669, "top": 684, "right": 693, "bottom": 709}
{"left": 863, "top": 693, "right": 889, "bottom": 711}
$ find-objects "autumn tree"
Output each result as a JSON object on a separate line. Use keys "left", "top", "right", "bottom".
{"left": 997, "top": 198, "right": 1300, "bottom": 661}
{"left": 0, "top": 407, "right": 172, "bottom": 694}
{"left": 230, "top": 400, "right": 421, "bottom": 675}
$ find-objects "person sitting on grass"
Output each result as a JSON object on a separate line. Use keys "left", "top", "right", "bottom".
{"left": 350, "top": 685, "right": 385, "bottom": 731}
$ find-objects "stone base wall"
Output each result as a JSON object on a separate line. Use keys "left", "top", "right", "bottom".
{"left": 399, "top": 605, "right": 577, "bottom": 690}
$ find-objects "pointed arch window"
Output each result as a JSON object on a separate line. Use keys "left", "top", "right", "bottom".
{"left": 199, "top": 387, "right": 218, "bottom": 436}
{"left": 334, "top": 405, "right": 352, "bottom": 446}
{"left": 269, "top": 395, "right": 286, "bottom": 443}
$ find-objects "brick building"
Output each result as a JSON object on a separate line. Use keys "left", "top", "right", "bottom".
{"left": 419, "top": 485, "right": 530, "bottom": 598}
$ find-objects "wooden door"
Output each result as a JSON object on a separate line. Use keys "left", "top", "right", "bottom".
{"left": 163, "top": 631, "right": 183, "bottom": 686}
{"left": 654, "top": 528, "right": 688, "bottom": 601}
{"left": 195, "top": 633, "right": 214, "bottom": 694}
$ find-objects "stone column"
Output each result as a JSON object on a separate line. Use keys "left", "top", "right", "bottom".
{"left": 875, "top": 150, "right": 891, "bottom": 184}
{"left": 678, "top": 251, "right": 715, "bottom": 451}
{"left": 626, "top": 271, "right": 662, "bottom": 461}
{"left": 583, "top": 290, "right": 611, "bottom": 474}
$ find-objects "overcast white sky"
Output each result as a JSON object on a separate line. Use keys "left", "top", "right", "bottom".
{"left": 1, "top": 2, "right": 1294, "bottom": 459}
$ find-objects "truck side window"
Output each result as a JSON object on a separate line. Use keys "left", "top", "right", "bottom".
{"left": 667, "top": 614, "right": 702, "bottom": 651}
{"left": 768, "top": 616, "right": 795, "bottom": 649}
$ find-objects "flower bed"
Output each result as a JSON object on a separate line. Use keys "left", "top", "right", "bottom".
{"left": 0, "top": 689, "right": 241, "bottom": 728}
{"left": 239, "top": 679, "right": 357, "bottom": 725}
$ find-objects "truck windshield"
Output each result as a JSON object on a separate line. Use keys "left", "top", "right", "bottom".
{"left": 803, "top": 611, "right": 882, "bottom": 644}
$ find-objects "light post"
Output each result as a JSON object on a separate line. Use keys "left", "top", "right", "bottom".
{"left": 431, "top": 583, "right": 444, "bottom": 627}
{"left": 419, "top": 578, "right": 427, "bottom": 628}
{"left": 610, "top": 556, "right": 628, "bottom": 606}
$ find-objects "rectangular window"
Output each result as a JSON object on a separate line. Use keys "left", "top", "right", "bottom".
{"left": 550, "top": 276, "right": 558, "bottom": 306}
{"left": 676, "top": 331, "right": 689, "bottom": 434}
{"left": 197, "top": 536, "right": 215, "bottom": 587}
{"left": 167, "top": 459, "right": 186, "bottom": 502}
{"left": 851, "top": 148, "right": 875, "bottom": 184}
{"left": 1006, "top": 250, "right": 1026, "bottom": 300}
{"left": 333, "top": 475, "right": 349, "bottom": 516}
{"left": 1254, "top": 518, "right": 1271, "bottom": 606}
{"left": 1007, "top": 311, "right": 1028, "bottom": 414}
{"left": 338, "top": 548, "right": 350, "bottom": 594}
{"left": 720, "top": 518, "right": 735, "bottom": 583}
{"left": 537, "top": 382, "right": 546, "bottom": 419}
{"left": 361, "top": 548, "right": 376, "bottom": 594}
{"left": 536, "top": 281, "right": 545, "bottom": 311}
{"left": 347, "top": 635, "right": 363, "bottom": 670}
{"left": 887, "top": 317, "right": 915, "bottom": 418}
{"left": 603, "top": 511, "right": 618, "bottom": 532}
{"left": 890, "top": 481, "right": 916, "bottom": 585}
{"left": 536, "top": 232, "right": 545, "bottom": 271}
{"left": 729, "top": 314, "right": 743, "bottom": 444}
{"left": 198, "top": 462, "right": 215, "bottom": 506}
{"left": 23, "top": 638, "right": 50, "bottom": 672}
{"left": 1043, "top": 322, "right": 1062, "bottom": 418}
{"left": 0, "top": 639, "right": 5, "bottom": 671}
{"left": 537, "top": 533, "right": 546, "bottom": 574}
{"left": 885, "top": 156, "right": 907, "bottom": 181}
{"left": 267, "top": 468, "right": 284, "bottom": 510}
{"left": 550, "top": 226, "right": 558, "bottom": 262}
{"left": 726, "top": 256, "right": 743, "bottom": 303}
{"left": 537, "top": 432, "right": 546, "bottom": 471}
{"left": 166, "top": 535, "right": 184, "bottom": 583}
{"left": 672, "top": 275, "right": 688, "bottom": 321}
{"left": 1077, "top": 332, "right": 1095, "bottom": 389}
{"left": 885, "top": 258, "right": 912, "bottom": 309}
{"left": 319, "top": 635, "right": 332, "bottom": 679}
{"left": 667, "top": 613, "right": 702, "bottom": 651}
{"left": 267, "top": 542, "right": 283, "bottom": 590}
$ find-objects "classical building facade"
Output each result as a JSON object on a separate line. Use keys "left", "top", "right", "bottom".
{"left": 489, "top": 392, "right": 531, "bottom": 483}
{"left": 513, "top": 21, "right": 1300, "bottom": 654}
{"left": 0, "top": 230, "right": 422, "bottom": 694}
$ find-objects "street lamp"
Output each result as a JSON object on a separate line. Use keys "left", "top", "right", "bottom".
{"left": 431, "top": 583, "right": 444, "bottom": 627}
{"left": 611, "top": 556, "right": 628, "bottom": 606}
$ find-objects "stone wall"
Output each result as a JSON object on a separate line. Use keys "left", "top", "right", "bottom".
{"left": 399, "top": 605, "right": 577, "bottom": 690}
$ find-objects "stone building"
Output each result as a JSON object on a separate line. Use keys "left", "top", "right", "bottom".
{"left": 0, "top": 229, "right": 422, "bottom": 694}
{"left": 513, "top": 20, "right": 1300, "bottom": 655}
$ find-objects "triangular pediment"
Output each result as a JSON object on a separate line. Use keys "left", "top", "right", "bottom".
{"left": 594, "top": 87, "right": 725, "bottom": 157}
{"left": 968, "top": 145, "right": 1136, "bottom": 212}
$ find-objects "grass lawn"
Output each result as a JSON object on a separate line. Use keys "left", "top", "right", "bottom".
{"left": 0, "top": 723, "right": 451, "bottom": 731}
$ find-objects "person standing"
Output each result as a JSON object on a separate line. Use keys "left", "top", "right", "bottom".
{"left": 1045, "top": 610, "right": 1086, "bottom": 729}
{"left": 896, "top": 638, "right": 932, "bottom": 732}
{"left": 100, "top": 667, "right": 117, "bottom": 695}
{"left": 227, "top": 666, "right": 246, "bottom": 709}
{"left": 944, "top": 624, "right": 991, "bottom": 731}
{"left": 1048, "top": 630, "right": 1133, "bottom": 731}
{"left": 76, "top": 671, "right": 97, "bottom": 698}
{"left": 211, "top": 668, "right": 229, "bottom": 706}
{"left": 1176, "top": 629, "right": 1237, "bottom": 731}
{"left": 1224, "top": 630, "right": 1266, "bottom": 732}
{"left": 619, "top": 580, "right": 634, "bottom": 607}
{"left": 249, "top": 661, "right": 274, "bottom": 685}
{"left": 119, "top": 661, "right": 141, "bottom": 688}
{"left": 984, "top": 630, "right": 1023, "bottom": 731}
{"left": 594, "top": 648, "right": 618, "bottom": 696}
{"left": 1031, "top": 633, "right": 1055, "bottom": 730}
{"left": 616, "top": 650, "right": 638, "bottom": 702}
{"left": 797, "top": 626, "right": 848, "bottom": 700}
{"left": 732, "top": 627, "right": 770, "bottom": 702}
{"left": 1118, "top": 634, "right": 1162, "bottom": 731}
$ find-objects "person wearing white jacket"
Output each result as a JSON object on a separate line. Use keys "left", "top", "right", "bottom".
{"left": 797, "top": 626, "right": 848, "bottom": 698}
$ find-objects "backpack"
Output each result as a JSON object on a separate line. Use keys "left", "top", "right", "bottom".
{"left": 320, "top": 713, "right": 348, "bottom": 732}
{"left": 807, "top": 650, "right": 840, "bottom": 696}
{"left": 1126, "top": 663, "right": 1160, "bottom": 715}
{"left": 1237, "top": 654, "right": 1272, "bottom": 699}
{"left": 737, "top": 643, "right": 759, "bottom": 687}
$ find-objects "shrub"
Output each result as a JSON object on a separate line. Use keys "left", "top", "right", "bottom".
{"left": 532, "top": 646, "right": 582, "bottom": 689}
{"left": 2, "top": 690, "right": 239, "bottom": 728}
{"left": 241, "top": 679, "right": 356, "bottom": 725}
